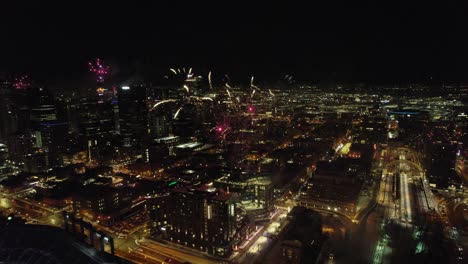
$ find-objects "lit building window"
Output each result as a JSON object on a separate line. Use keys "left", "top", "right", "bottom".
{"left": 207, "top": 205, "right": 212, "bottom": 219}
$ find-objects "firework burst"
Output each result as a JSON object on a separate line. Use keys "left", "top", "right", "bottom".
{"left": 88, "top": 58, "right": 110, "bottom": 83}
{"left": 13, "top": 75, "right": 31, "bottom": 90}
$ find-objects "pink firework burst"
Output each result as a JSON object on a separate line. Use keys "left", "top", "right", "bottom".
{"left": 88, "top": 58, "right": 110, "bottom": 83}
{"left": 13, "top": 75, "right": 31, "bottom": 90}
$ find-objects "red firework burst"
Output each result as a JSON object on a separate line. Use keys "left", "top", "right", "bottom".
{"left": 88, "top": 58, "right": 110, "bottom": 83}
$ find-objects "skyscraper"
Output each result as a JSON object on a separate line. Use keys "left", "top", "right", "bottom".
{"left": 118, "top": 84, "right": 148, "bottom": 147}
{"left": 0, "top": 76, "right": 17, "bottom": 143}
{"left": 149, "top": 86, "right": 170, "bottom": 139}
{"left": 76, "top": 87, "right": 118, "bottom": 162}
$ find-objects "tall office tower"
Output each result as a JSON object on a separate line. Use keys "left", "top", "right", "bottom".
{"left": 0, "top": 76, "right": 17, "bottom": 143}
{"left": 65, "top": 96, "right": 80, "bottom": 134}
{"left": 118, "top": 84, "right": 148, "bottom": 147}
{"left": 29, "top": 87, "right": 68, "bottom": 168}
{"left": 77, "top": 87, "right": 117, "bottom": 162}
{"left": 30, "top": 87, "right": 57, "bottom": 126}
{"left": 149, "top": 114, "right": 169, "bottom": 139}
{"left": 7, "top": 131, "right": 49, "bottom": 173}
{"left": 55, "top": 94, "right": 78, "bottom": 133}
{"left": 153, "top": 185, "right": 238, "bottom": 257}
{"left": 149, "top": 86, "right": 170, "bottom": 139}
{"left": 0, "top": 143, "right": 18, "bottom": 177}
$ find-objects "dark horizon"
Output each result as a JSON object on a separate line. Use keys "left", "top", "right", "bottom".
{"left": 2, "top": 2, "right": 468, "bottom": 90}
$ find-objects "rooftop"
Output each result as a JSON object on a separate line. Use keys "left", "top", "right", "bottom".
{"left": 0, "top": 224, "right": 124, "bottom": 264}
{"left": 210, "top": 192, "right": 232, "bottom": 202}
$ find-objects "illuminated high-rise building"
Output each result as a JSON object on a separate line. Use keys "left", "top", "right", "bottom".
{"left": 151, "top": 185, "right": 238, "bottom": 257}
{"left": 118, "top": 84, "right": 148, "bottom": 147}
{"left": 149, "top": 86, "right": 171, "bottom": 139}
{"left": 0, "top": 76, "right": 18, "bottom": 143}
{"left": 76, "top": 87, "right": 118, "bottom": 162}
{"left": 0, "top": 143, "right": 17, "bottom": 177}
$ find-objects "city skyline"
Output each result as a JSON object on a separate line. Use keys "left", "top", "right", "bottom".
{"left": 1, "top": 3, "right": 467, "bottom": 264}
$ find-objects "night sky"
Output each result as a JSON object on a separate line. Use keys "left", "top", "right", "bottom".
{"left": 2, "top": 2, "right": 468, "bottom": 90}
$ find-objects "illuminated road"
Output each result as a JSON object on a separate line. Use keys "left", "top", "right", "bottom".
{"left": 234, "top": 209, "right": 288, "bottom": 264}
{"left": 0, "top": 186, "right": 69, "bottom": 227}
{"left": 116, "top": 249, "right": 169, "bottom": 264}
{"left": 141, "top": 240, "right": 221, "bottom": 264}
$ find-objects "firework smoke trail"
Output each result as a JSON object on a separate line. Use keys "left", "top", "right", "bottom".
{"left": 225, "top": 87, "right": 232, "bottom": 98}
{"left": 155, "top": 67, "right": 215, "bottom": 119}
{"left": 221, "top": 128, "right": 230, "bottom": 135}
{"left": 224, "top": 83, "right": 237, "bottom": 106}
{"left": 225, "top": 83, "right": 232, "bottom": 95}
{"left": 282, "top": 74, "right": 295, "bottom": 84}
{"left": 188, "top": 96, "right": 214, "bottom": 102}
{"left": 174, "top": 107, "right": 184, "bottom": 119}
{"left": 150, "top": 99, "right": 178, "bottom": 111}
{"left": 210, "top": 126, "right": 222, "bottom": 132}
{"left": 187, "top": 68, "right": 193, "bottom": 78}
{"left": 268, "top": 89, "right": 275, "bottom": 97}
{"left": 208, "top": 71, "right": 213, "bottom": 90}
{"left": 250, "top": 76, "right": 254, "bottom": 89}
